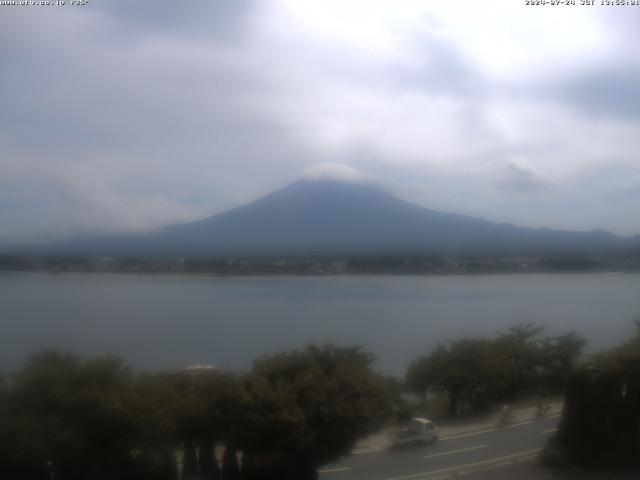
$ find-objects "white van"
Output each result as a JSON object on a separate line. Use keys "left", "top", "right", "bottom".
{"left": 391, "top": 417, "right": 439, "bottom": 448}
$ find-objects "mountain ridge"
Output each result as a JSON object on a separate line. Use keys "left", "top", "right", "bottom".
{"left": 7, "top": 178, "right": 640, "bottom": 257}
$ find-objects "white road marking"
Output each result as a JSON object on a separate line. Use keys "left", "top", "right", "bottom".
{"left": 440, "top": 414, "right": 560, "bottom": 442}
{"left": 457, "top": 460, "right": 513, "bottom": 476}
{"left": 506, "top": 420, "right": 533, "bottom": 428}
{"left": 542, "top": 428, "right": 557, "bottom": 434}
{"left": 318, "top": 466, "right": 353, "bottom": 473}
{"left": 441, "top": 426, "right": 512, "bottom": 441}
{"left": 381, "top": 448, "right": 542, "bottom": 480}
{"left": 352, "top": 447, "right": 384, "bottom": 455}
{"left": 423, "top": 444, "right": 488, "bottom": 459}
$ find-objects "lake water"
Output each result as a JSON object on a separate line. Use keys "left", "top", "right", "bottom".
{"left": 1, "top": 272, "right": 639, "bottom": 376}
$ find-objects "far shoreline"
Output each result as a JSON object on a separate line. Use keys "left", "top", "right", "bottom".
{"left": 1, "top": 252, "right": 639, "bottom": 277}
{"left": 1, "top": 269, "right": 639, "bottom": 278}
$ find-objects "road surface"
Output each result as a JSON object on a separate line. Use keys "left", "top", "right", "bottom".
{"left": 319, "top": 415, "right": 560, "bottom": 480}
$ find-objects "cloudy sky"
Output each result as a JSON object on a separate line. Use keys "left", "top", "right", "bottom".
{"left": 2, "top": 0, "right": 640, "bottom": 245}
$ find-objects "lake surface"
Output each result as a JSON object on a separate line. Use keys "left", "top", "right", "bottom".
{"left": 1, "top": 272, "right": 639, "bottom": 376}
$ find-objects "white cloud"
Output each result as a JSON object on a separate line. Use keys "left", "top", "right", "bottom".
{"left": 1, "top": 0, "right": 640, "bottom": 242}
{"left": 302, "top": 163, "right": 373, "bottom": 184}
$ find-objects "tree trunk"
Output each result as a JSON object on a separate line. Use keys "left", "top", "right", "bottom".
{"left": 182, "top": 439, "right": 198, "bottom": 479}
{"left": 221, "top": 444, "right": 240, "bottom": 480}
{"left": 199, "top": 437, "right": 220, "bottom": 480}
{"left": 159, "top": 448, "right": 179, "bottom": 480}
{"left": 239, "top": 451, "right": 258, "bottom": 480}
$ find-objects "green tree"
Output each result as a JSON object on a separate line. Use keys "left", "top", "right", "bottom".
{"left": 406, "top": 344, "right": 449, "bottom": 401}
{"left": 198, "top": 372, "right": 245, "bottom": 480}
{"left": 7, "top": 351, "right": 138, "bottom": 480}
{"left": 0, "top": 367, "right": 50, "bottom": 479}
{"left": 238, "top": 345, "right": 392, "bottom": 479}
{"left": 408, "top": 339, "right": 507, "bottom": 415}
{"left": 495, "top": 323, "right": 546, "bottom": 397}
{"left": 168, "top": 370, "right": 243, "bottom": 479}
{"left": 124, "top": 373, "right": 181, "bottom": 479}
{"left": 549, "top": 323, "right": 640, "bottom": 468}
{"left": 592, "top": 320, "right": 640, "bottom": 373}
{"left": 538, "top": 331, "right": 586, "bottom": 394}
{"left": 406, "top": 324, "right": 585, "bottom": 416}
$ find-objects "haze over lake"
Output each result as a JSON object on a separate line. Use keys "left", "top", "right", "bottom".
{"left": 2, "top": 272, "right": 639, "bottom": 375}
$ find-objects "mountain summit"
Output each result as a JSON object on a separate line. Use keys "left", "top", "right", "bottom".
{"left": 28, "top": 177, "right": 638, "bottom": 257}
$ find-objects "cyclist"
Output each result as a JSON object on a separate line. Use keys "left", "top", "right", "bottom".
{"left": 499, "top": 404, "right": 515, "bottom": 425}
{"left": 536, "top": 402, "right": 550, "bottom": 418}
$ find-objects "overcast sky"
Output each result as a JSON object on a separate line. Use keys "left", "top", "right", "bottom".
{"left": 2, "top": 0, "right": 640, "bottom": 245}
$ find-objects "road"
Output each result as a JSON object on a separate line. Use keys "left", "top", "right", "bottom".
{"left": 319, "top": 415, "right": 560, "bottom": 480}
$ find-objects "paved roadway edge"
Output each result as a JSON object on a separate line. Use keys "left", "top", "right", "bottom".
{"left": 351, "top": 414, "right": 560, "bottom": 455}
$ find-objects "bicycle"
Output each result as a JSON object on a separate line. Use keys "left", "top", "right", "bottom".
{"left": 497, "top": 412, "right": 517, "bottom": 427}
